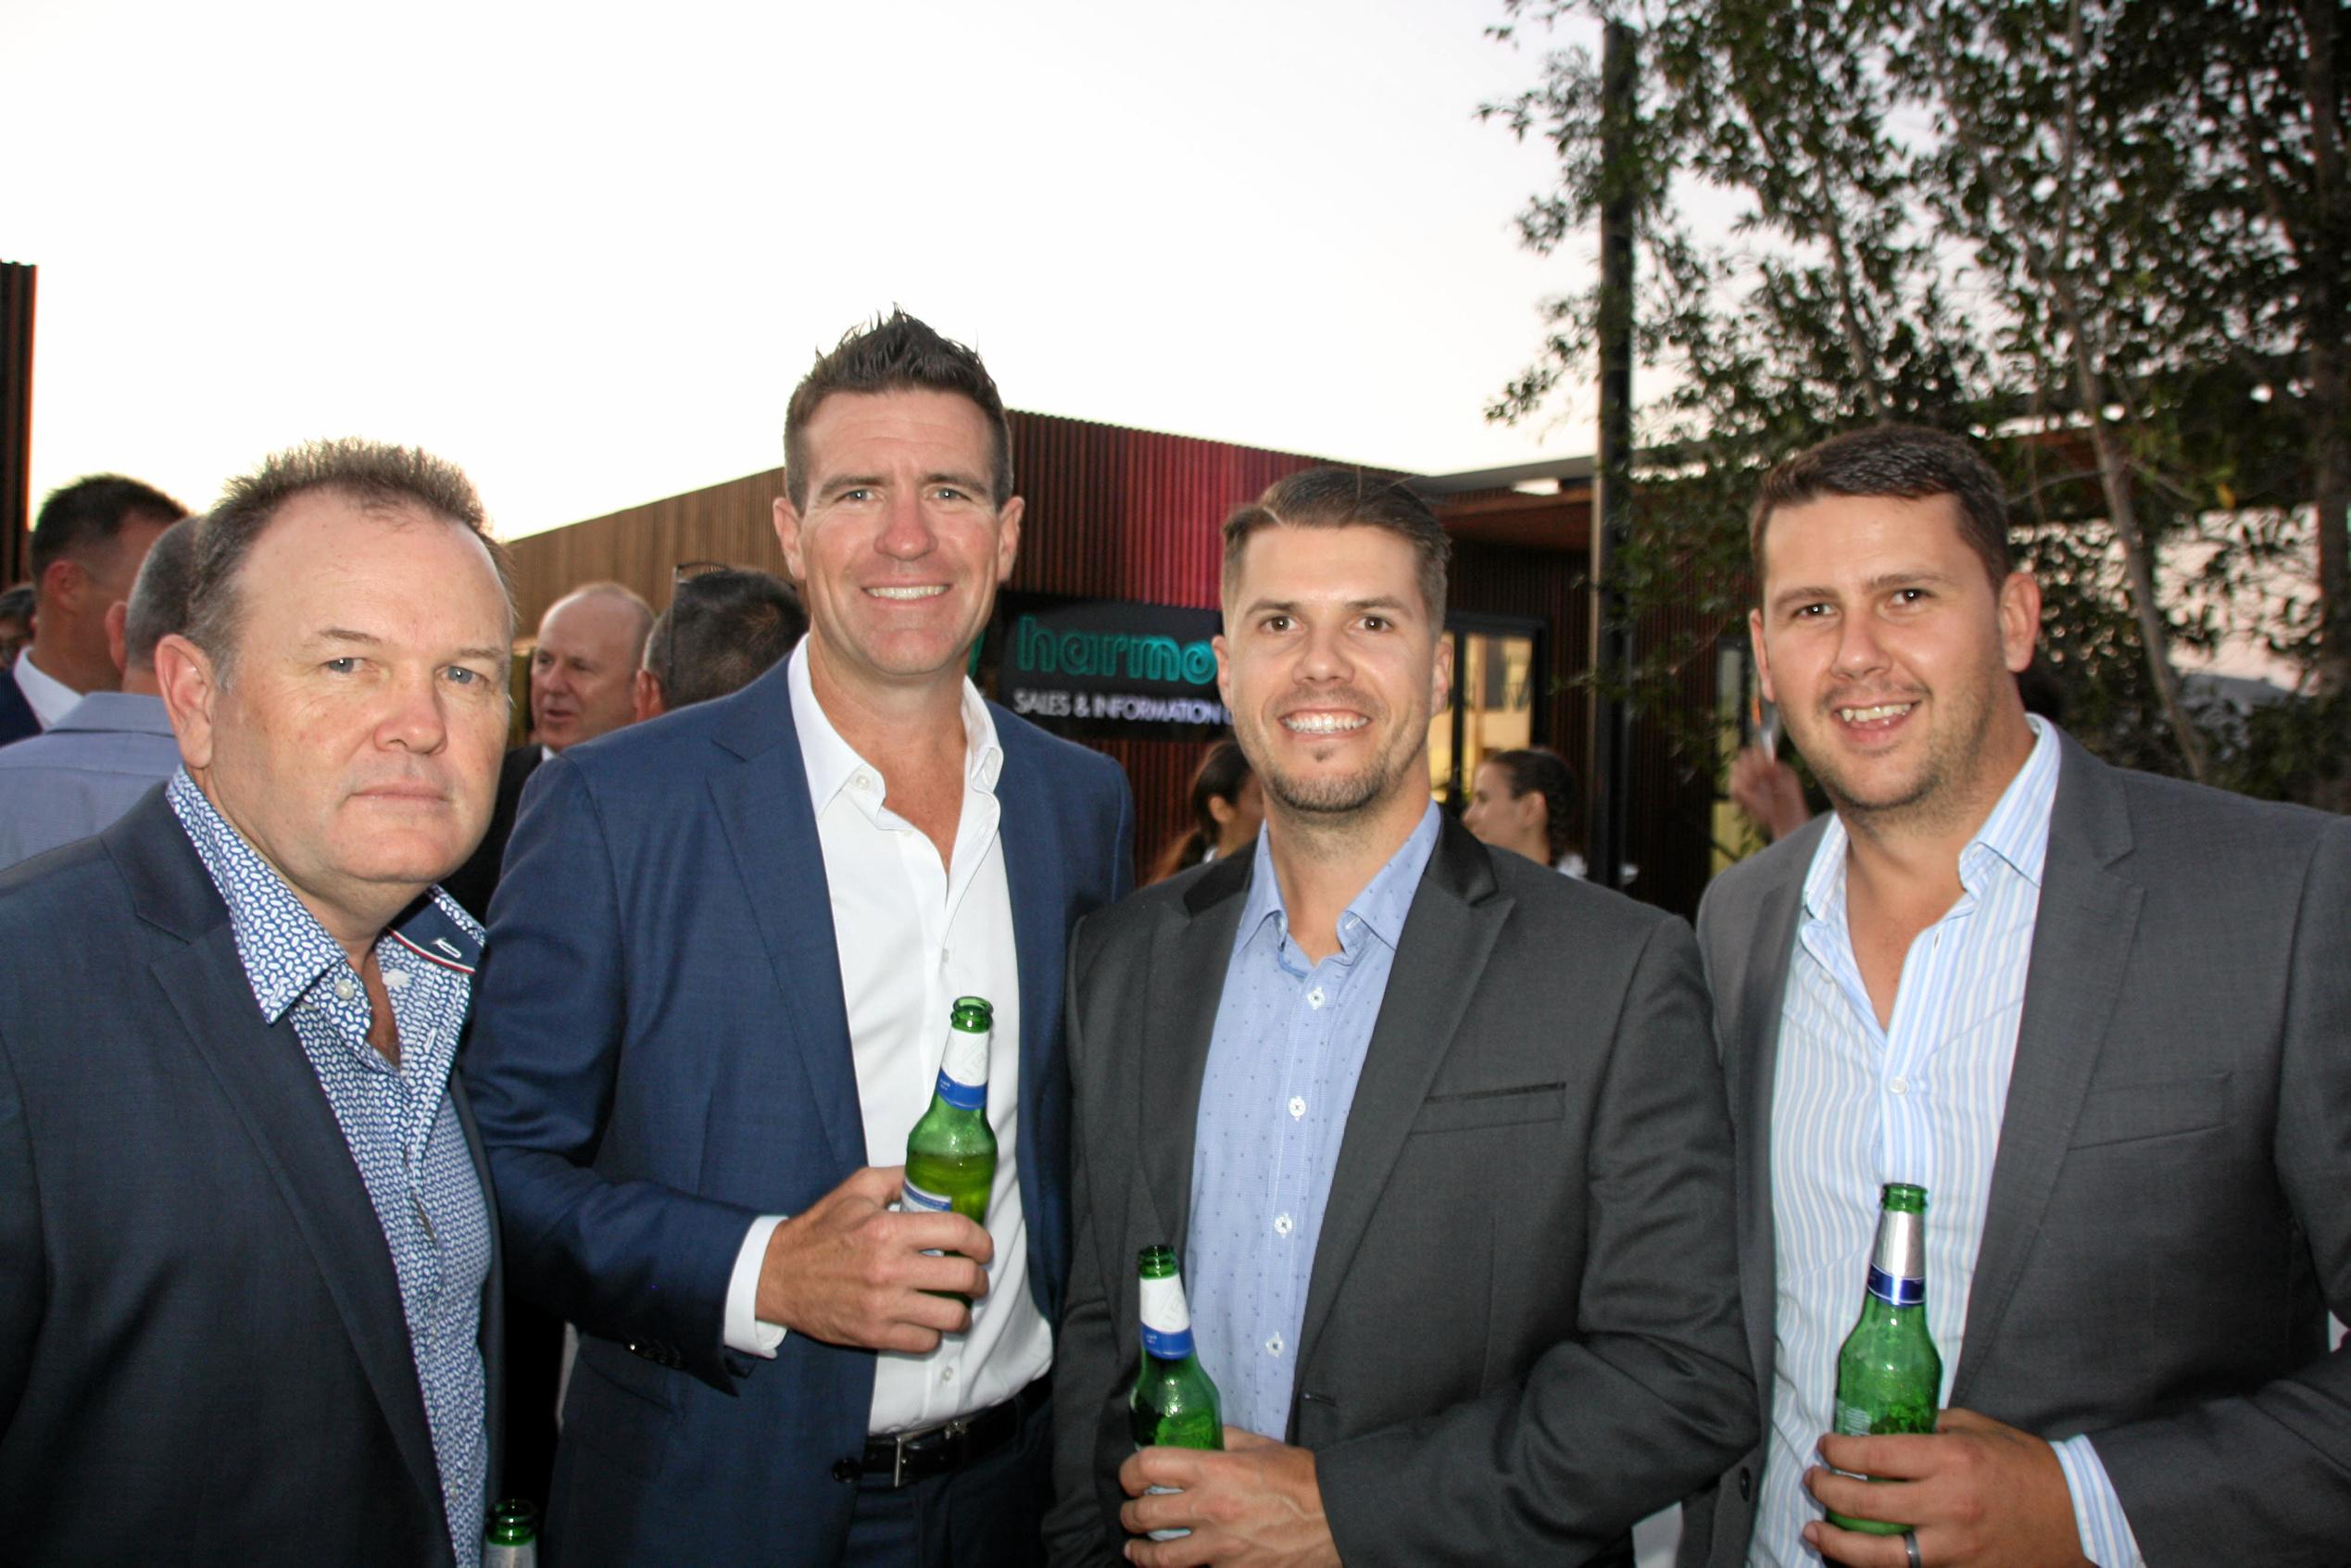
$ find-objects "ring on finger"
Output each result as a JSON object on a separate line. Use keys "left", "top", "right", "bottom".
{"left": 1902, "top": 1528, "right": 1923, "bottom": 1568}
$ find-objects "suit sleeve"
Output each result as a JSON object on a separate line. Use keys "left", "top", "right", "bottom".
{"left": 460, "top": 756, "right": 758, "bottom": 1391}
{"left": 2090, "top": 814, "right": 2351, "bottom": 1558}
{"left": 1044, "top": 913, "right": 1130, "bottom": 1568}
{"left": 1314, "top": 913, "right": 1759, "bottom": 1562}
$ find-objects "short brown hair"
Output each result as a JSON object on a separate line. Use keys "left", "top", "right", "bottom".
{"left": 1750, "top": 424, "right": 2012, "bottom": 595}
{"left": 189, "top": 438, "right": 515, "bottom": 676}
{"left": 783, "top": 311, "right": 1012, "bottom": 510}
{"left": 1222, "top": 467, "right": 1451, "bottom": 622}
{"left": 31, "top": 473, "right": 187, "bottom": 598}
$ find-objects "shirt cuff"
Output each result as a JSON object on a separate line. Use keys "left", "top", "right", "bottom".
{"left": 724, "top": 1214, "right": 788, "bottom": 1358}
{"left": 2050, "top": 1434, "right": 2146, "bottom": 1568}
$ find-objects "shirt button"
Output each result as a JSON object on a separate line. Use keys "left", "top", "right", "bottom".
{"left": 940, "top": 1365, "right": 955, "bottom": 1383}
{"left": 1274, "top": 1213, "right": 1294, "bottom": 1236}
{"left": 855, "top": 771, "right": 875, "bottom": 792}
{"left": 1306, "top": 986, "right": 1326, "bottom": 1009}
{"left": 1288, "top": 1096, "right": 1306, "bottom": 1120}
{"left": 1264, "top": 1334, "right": 1285, "bottom": 1357}
{"left": 1890, "top": 1076, "right": 1909, "bottom": 1096}
{"left": 383, "top": 970, "right": 408, "bottom": 990}
{"left": 333, "top": 976, "right": 357, "bottom": 1001}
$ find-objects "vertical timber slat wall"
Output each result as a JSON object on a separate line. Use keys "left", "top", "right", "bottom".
{"left": 0, "top": 263, "right": 34, "bottom": 589}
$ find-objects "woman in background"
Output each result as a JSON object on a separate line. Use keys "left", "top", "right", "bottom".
{"left": 1147, "top": 736, "right": 1263, "bottom": 884}
{"left": 1462, "top": 746, "right": 1587, "bottom": 877}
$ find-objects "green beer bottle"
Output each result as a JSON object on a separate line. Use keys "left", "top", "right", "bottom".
{"left": 1130, "top": 1244, "right": 1224, "bottom": 1543}
{"left": 484, "top": 1498, "right": 538, "bottom": 1568}
{"left": 1827, "top": 1182, "right": 1942, "bottom": 1534}
{"left": 901, "top": 996, "right": 997, "bottom": 1306}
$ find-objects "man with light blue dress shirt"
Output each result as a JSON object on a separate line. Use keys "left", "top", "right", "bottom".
{"left": 1682, "top": 425, "right": 2351, "bottom": 1568}
{"left": 0, "top": 473, "right": 184, "bottom": 746}
{"left": 0, "top": 514, "right": 195, "bottom": 870}
{"left": 0, "top": 439, "right": 512, "bottom": 1565}
{"left": 1050, "top": 467, "right": 1754, "bottom": 1567}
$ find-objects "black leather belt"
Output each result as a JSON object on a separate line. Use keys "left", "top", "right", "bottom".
{"left": 855, "top": 1378, "right": 1050, "bottom": 1489}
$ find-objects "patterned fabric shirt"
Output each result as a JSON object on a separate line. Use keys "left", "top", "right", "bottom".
{"left": 1753, "top": 720, "right": 2142, "bottom": 1568}
{"left": 168, "top": 769, "right": 491, "bottom": 1566}
{"left": 1188, "top": 801, "right": 1441, "bottom": 1439}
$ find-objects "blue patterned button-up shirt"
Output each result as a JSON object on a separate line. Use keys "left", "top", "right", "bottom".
{"left": 168, "top": 769, "right": 491, "bottom": 1566}
{"left": 1187, "top": 801, "right": 1441, "bottom": 1439}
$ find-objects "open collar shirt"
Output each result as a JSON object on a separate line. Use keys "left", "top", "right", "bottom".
{"left": 1754, "top": 719, "right": 2140, "bottom": 1567}
{"left": 167, "top": 769, "right": 491, "bottom": 1566}
{"left": 1187, "top": 800, "right": 1441, "bottom": 1440}
{"left": 722, "top": 639, "right": 1043, "bottom": 1436}
{"left": 11, "top": 650, "right": 81, "bottom": 730}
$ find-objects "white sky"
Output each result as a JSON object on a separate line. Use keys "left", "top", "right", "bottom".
{"left": 6, "top": 0, "right": 1606, "bottom": 541}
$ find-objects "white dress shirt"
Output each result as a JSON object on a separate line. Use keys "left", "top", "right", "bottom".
{"left": 12, "top": 652, "right": 82, "bottom": 730}
{"left": 721, "top": 640, "right": 1048, "bottom": 1436}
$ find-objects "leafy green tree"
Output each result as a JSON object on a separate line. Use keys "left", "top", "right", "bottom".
{"left": 1482, "top": 0, "right": 2348, "bottom": 804}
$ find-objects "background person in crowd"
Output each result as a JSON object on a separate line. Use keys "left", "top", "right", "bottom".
{"left": 441, "top": 581, "right": 651, "bottom": 922}
{"left": 0, "top": 439, "right": 512, "bottom": 1565}
{"left": 1146, "top": 734, "right": 1262, "bottom": 884}
{"left": 1685, "top": 425, "right": 2351, "bottom": 1568}
{"left": 1461, "top": 745, "right": 1584, "bottom": 876}
{"left": 446, "top": 578, "right": 655, "bottom": 1503}
{"left": 463, "top": 311, "right": 1133, "bottom": 1568}
{"left": 1048, "top": 468, "right": 1753, "bottom": 1567}
{"left": 0, "top": 584, "right": 31, "bottom": 670}
{"left": 633, "top": 563, "right": 808, "bottom": 720}
{"left": 0, "top": 515, "right": 197, "bottom": 869}
{"left": 0, "top": 473, "right": 184, "bottom": 745}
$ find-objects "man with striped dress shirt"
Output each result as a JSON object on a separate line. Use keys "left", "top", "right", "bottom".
{"left": 1682, "top": 426, "right": 2351, "bottom": 1568}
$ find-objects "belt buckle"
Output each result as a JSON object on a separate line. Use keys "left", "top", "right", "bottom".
{"left": 892, "top": 1414, "right": 974, "bottom": 1488}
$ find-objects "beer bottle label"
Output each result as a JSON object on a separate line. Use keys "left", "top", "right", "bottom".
{"left": 1832, "top": 1400, "right": 1874, "bottom": 1436}
{"left": 1138, "top": 1273, "right": 1195, "bottom": 1360}
{"left": 1865, "top": 1266, "right": 1925, "bottom": 1308}
{"left": 901, "top": 1179, "right": 954, "bottom": 1216}
{"left": 936, "top": 1026, "right": 988, "bottom": 1110}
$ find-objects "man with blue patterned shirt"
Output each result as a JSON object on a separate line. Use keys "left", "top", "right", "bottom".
{"left": 1682, "top": 426, "right": 2351, "bottom": 1568}
{"left": 0, "top": 439, "right": 513, "bottom": 1565}
{"left": 1049, "top": 468, "right": 1754, "bottom": 1567}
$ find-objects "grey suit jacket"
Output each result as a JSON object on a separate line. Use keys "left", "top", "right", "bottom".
{"left": 1680, "top": 729, "right": 2351, "bottom": 1566}
{"left": 1048, "top": 814, "right": 1756, "bottom": 1567}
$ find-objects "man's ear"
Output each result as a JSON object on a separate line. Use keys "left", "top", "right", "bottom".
{"left": 772, "top": 495, "right": 807, "bottom": 581}
{"left": 154, "top": 633, "right": 220, "bottom": 770}
{"left": 104, "top": 601, "right": 131, "bottom": 675}
{"left": 633, "top": 667, "right": 666, "bottom": 722}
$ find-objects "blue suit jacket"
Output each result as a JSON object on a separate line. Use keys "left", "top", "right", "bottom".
{"left": 0, "top": 790, "right": 503, "bottom": 1565}
{"left": 462, "top": 657, "right": 1133, "bottom": 1567}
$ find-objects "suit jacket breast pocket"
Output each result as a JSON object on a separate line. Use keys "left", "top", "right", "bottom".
{"left": 2068, "top": 1073, "right": 2232, "bottom": 1150}
{"left": 1409, "top": 1082, "right": 1569, "bottom": 1135}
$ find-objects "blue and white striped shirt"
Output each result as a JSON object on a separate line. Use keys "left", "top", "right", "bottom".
{"left": 1187, "top": 801, "right": 1441, "bottom": 1440}
{"left": 1753, "top": 720, "right": 2142, "bottom": 1567}
{"left": 168, "top": 769, "right": 492, "bottom": 1566}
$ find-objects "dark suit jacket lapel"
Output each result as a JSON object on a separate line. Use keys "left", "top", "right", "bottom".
{"left": 1733, "top": 834, "right": 1812, "bottom": 1406}
{"left": 450, "top": 1071, "right": 505, "bottom": 1500}
{"left": 1952, "top": 734, "right": 2141, "bottom": 1405}
{"left": 111, "top": 798, "right": 446, "bottom": 1521}
{"left": 1149, "top": 854, "right": 1254, "bottom": 1255}
{"left": 1298, "top": 819, "right": 1509, "bottom": 1367}
{"left": 706, "top": 671, "right": 862, "bottom": 1172}
{"left": 993, "top": 719, "right": 1068, "bottom": 1171}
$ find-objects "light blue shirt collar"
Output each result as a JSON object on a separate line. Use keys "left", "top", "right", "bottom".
{"left": 1803, "top": 715, "right": 2063, "bottom": 922}
{"left": 1236, "top": 797, "right": 1443, "bottom": 964}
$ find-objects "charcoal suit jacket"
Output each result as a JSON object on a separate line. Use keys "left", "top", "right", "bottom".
{"left": 1679, "top": 729, "right": 2351, "bottom": 1564}
{"left": 1048, "top": 813, "right": 1756, "bottom": 1566}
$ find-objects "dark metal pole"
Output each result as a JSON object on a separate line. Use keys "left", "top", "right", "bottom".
{"left": 0, "top": 263, "right": 33, "bottom": 589}
{"left": 1585, "top": 23, "right": 1637, "bottom": 890}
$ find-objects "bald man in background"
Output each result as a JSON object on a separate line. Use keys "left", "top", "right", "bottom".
{"left": 442, "top": 582, "right": 651, "bottom": 922}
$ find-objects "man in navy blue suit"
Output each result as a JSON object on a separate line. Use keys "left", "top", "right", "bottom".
{"left": 464, "top": 311, "right": 1134, "bottom": 1567}
{"left": 0, "top": 439, "right": 511, "bottom": 1563}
